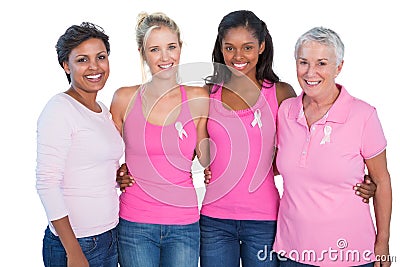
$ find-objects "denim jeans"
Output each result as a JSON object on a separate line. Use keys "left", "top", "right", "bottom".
{"left": 42, "top": 226, "right": 118, "bottom": 267}
{"left": 279, "top": 257, "right": 375, "bottom": 267}
{"left": 200, "top": 215, "right": 278, "bottom": 267}
{"left": 117, "top": 218, "right": 200, "bottom": 267}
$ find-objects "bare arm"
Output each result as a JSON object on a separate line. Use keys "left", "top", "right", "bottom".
{"left": 110, "top": 86, "right": 138, "bottom": 191}
{"left": 186, "top": 85, "right": 210, "bottom": 168}
{"left": 365, "top": 150, "right": 392, "bottom": 267}
{"left": 275, "top": 81, "right": 297, "bottom": 106}
{"left": 196, "top": 115, "right": 210, "bottom": 168}
{"left": 110, "top": 86, "right": 139, "bottom": 135}
{"left": 274, "top": 82, "right": 297, "bottom": 175}
{"left": 52, "top": 217, "right": 89, "bottom": 267}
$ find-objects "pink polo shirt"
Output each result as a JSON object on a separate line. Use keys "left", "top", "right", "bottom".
{"left": 274, "top": 85, "right": 386, "bottom": 266}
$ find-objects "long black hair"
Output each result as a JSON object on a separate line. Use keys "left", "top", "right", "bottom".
{"left": 205, "top": 10, "right": 279, "bottom": 88}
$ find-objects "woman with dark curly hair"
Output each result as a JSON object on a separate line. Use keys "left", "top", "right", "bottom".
{"left": 36, "top": 22, "right": 123, "bottom": 267}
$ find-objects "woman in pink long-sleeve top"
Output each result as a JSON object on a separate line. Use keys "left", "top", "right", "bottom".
{"left": 36, "top": 22, "right": 124, "bottom": 267}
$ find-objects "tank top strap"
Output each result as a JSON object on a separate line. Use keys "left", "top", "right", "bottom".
{"left": 177, "top": 85, "right": 193, "bottom": 122}
{"left": 122, "top": 85, "right": 144, "bottom": 139}
{"left": 209, "top": 83, "right": 223, "bottom": 100}
{"left": 261, "top": 80, "right": 275, "bottom": 97}
{"left": 260, "top": 79, "right": 278, "bottom": 123}
{"left": 124, "top": 85, "right": 144, "bottom": 119}
{"left": 179, "top": 84, "right": 188, "bottom": 101}
{"left": 137, "top": 84, "right": 146, "bottom": 106}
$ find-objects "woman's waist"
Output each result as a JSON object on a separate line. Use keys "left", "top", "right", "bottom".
{"left": 202, "top": 178, "right": 279, "bottom": 212}
{"left": 125, "top": 154, "right": 194, "bottom": 174}
{"left": 121, "top": 181, "right": 199, "bottom": 208}
{"left": 278, "top": 194, "right": 373, "bottom": 223}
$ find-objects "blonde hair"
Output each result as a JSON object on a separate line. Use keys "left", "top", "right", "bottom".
{"left": 136, "top": 12, "right": 182, "bottom": 81}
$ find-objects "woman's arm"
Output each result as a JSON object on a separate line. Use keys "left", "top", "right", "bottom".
{"left": 36, "top": 97, "right": 88, "bottom": 266}
{"left": 195, "top": 111, "right": 210, "bottom": 168}
{"left": 365, "top": 150, "right": 392, "bottom": 267}
{"left": 186, "top": 86, "right": 210, "bottom": 168}
{"left": 274, "top": 81, "right": 297, "bottom": 176}
{"left": 116, "top": 163, "right": 134, "bottom": 192}
{"left": 353, "top": 175, "right": 377, "bottom": 203}
{"left": 275, "top": 81, "right": 297, "bottom": 106}
{"left": 52, "top": 217, "right": 89, "bottom": 267}
{"left": 110, "top": 85, "right": 139, "bottom": 136}
{"left": 110, "top": 86, "right": 138, "bottom": 191}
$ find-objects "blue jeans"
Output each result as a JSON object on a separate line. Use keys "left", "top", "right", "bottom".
{"left": 117, "top": 218, "right": 200, "bottom": 267}
{"left": 279, "top": 257, "right": 375, "bottom": 267}
{"left": 42, "top": 226, "right": 118, "bottom": 267}
{"left": 200, "top": 215, "right": 278, "bottom": 267}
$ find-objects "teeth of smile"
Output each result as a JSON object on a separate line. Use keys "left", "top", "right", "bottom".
{"left": 234, "top": 63, "right": 247, "bottom": 68}
{"left": 87, "top": 74, "right": 101, "bottom": 79}
{"left": 307, "top": 81, "right": 319, "bottom": 85}
{"left": 160, "top": 64, "right": 172, "bottom": 69}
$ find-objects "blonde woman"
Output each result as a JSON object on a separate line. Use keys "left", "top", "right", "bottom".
{"left": 110, "top": 12, "right": 209, "bottom": 267}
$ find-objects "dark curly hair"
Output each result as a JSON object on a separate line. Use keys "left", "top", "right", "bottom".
{"left": 55, "top": 22, "right": 110, "bottom": 83}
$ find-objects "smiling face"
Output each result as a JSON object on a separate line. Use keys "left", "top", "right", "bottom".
{"left": 143, "top": 26, "right": 181, "bottom": 80}
{"left": 63, "top": 38, "right": 109, "bottom": 93}
{"left": 296, "top": 41, "right": 343, "bottom": 99}
{"left": 221, "top": 26, "right": 265, "bottom": 79}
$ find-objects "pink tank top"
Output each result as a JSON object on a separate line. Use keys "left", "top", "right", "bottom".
{"left": 201, "top": 80, "right": 280, "bottom": 220}
{"left": 120, "top": 85, "right": 199, "bottom": 225}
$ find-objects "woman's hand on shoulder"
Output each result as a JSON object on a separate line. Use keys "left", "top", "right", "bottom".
{"left": 276, "top": 81, "right": 297, "bottom": 107}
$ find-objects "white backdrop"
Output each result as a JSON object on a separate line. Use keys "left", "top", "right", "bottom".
{"left": 1, "top": 0, "right": 398, "bottom": 265}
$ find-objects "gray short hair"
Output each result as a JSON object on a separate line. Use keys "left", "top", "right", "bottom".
{"left": 294, "top": 27, "right": 344, "bottom": 66}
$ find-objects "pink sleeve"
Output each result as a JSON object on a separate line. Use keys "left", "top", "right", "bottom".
{"left": 36, "top": 96, "right": 72, "bottom": 221}
{"left": 361, "top": 108, "right": 387, "bottom": 159}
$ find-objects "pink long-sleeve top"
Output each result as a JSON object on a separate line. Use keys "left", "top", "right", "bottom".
{"left": 36, "top": 93, "right": 124, "bottom": 238}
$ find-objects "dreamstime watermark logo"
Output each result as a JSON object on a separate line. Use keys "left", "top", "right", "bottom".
{"left": 256, "top": 238, "right": 394, "bottom": 264}
{"left": 125, "top": 62, "right": 276, "bottom": 207}
{"left": 336, "top": 238, "right": 348, "bottom": 249}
